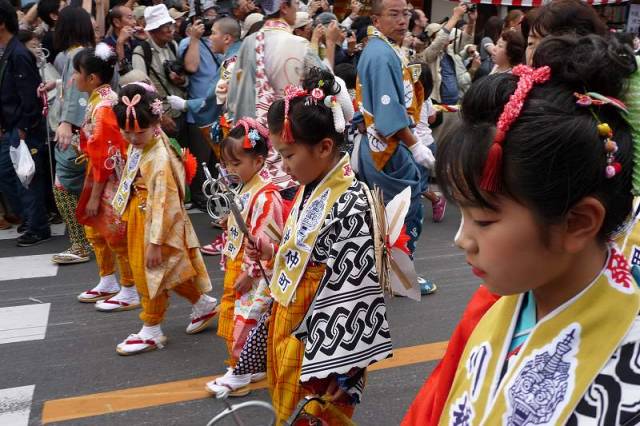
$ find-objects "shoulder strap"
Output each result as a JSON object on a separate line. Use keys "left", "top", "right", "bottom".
{"left": 199, "top": 39, "right": 220, "bottom": 68}
{"left": 140, "top": 40, "right": 153, "bottom": 72}
{"left": 168, "top": 41, "right": 177, "bottom": 57}
{"left": 134, "top": 40, "right": 173, "bottom": 96}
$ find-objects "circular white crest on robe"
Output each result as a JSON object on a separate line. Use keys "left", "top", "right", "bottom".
{"left": 79, "top": 98, "right": 87, "bottom": 107}
{"left": 380, "top": 95, "right": 391, "bottom": 105}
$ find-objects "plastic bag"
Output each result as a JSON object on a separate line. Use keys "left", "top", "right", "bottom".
{"left": 9, "top": 139, "right": 36, "bottom": 188}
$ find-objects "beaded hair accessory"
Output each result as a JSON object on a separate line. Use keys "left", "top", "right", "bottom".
{"left": 234, "top": 117, "right": 270, "bottom": 149}
{"left": 480, "top": 65, "right": 552, "bottom": 192}
{"left": 121, "top": 94, "right": 142, "bottom": 132}
{"left": 574, "top": 92, "right": 628, "bottom": 179}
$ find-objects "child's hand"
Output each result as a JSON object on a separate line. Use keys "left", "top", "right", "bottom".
{"left": 234, "top": 272, "right": 253, "bottom": 294}
{"left": 146, "top": 243, "right": 162, "bottom": 269}
{"left": 85, "top": 195, "right": 100, "bottom": 217}
{"left": 245, "top": 237, "right": 274, "bottom": 262}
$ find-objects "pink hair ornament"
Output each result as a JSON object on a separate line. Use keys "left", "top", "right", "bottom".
{"left": 480, "top": 65, "right": 551, "bottom": 192}
{"left": 235, "top": 117, "right": 270, "bottom": 149}
{"left": 121, "top": 94, "right": 142, "bottom": 132}
{"left": 282, "top": 85, "right": 308, "bottom": 144}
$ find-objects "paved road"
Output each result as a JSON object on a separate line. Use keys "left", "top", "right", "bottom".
{"left": 0, "top": 202, "right": 480, "bottom": 425}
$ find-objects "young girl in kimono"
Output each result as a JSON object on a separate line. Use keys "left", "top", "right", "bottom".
{"left": 430, "top": 34, "right": 640, "bottom": 425}
{"left": 260, "top": 68, "right": 392, "bottom": 423}
{"left": 111, "top": 84, "right": 218, "bottom": 356}
{"left": 205, "top": 118, "right": 284, "bottom": 397}
{"left": 72, "top": 44, "right": 140, "bottom": 312}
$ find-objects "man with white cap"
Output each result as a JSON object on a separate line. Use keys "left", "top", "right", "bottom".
{"left": 292, "top": 11, "right": 312, "bottom": 40}
{"left": 242, "top": 11, "right": 263, "bottom": 37}
{"left": 132, "top": 4, "right": 188, "bottom": 140}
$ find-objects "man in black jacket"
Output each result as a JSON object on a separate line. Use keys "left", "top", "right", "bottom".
{"left": 0, "top": 0, "right": 51, "bottom": 246}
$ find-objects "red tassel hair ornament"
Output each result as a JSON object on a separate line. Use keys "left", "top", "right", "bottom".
{"left": 234, "top": 118, "right": 271, "bottom": 149}
{"left": 480, "top": 65, "right": 551, "bottom": 192}
{"left": 281, "top": 85, "right": 308, "bottom": 144}
{"left": 121, "top": 94, "right": 142, "bottom": 133}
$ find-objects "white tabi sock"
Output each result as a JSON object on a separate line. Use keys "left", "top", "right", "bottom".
{"left": 96, "top": 274, "right": 120, "bottom": 293}
{"left": 139, "top": 324, "right": 163, "bottom": 339}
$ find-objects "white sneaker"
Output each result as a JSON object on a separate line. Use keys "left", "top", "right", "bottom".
{"left": 96, "top": 286, "right": 141, "bottom": 312}
{"left": 205, "top": 368, "right": 251, "bottom": 398}
{"left": 186, "top": 295, "right": 218, "bottom": 334}
{"left": 77, "top": 274, "right": 120, "bottom": 303}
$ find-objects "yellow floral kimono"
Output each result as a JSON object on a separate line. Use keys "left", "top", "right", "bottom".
{"left": 116, "top": 133, "right": 211, "bottom": 299}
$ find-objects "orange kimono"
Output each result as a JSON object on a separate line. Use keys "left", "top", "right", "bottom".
{"left": 76, "top": 85, "right": 133, "bottom": 284}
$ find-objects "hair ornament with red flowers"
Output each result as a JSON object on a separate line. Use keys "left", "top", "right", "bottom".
{"left": 480, "top": 65, "right": 552, "bottom": 192}
{"left": 281, "top": 78, "right": 355, "bottom": 144}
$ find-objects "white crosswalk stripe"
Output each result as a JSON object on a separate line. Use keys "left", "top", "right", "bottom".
{"left": 0, "top": 385, "right": 35, "bottom": 426}
{"left": 0, "top": 303, "right": 51, "bottom": 345}
{"left": 0, "top": 255, "right": 59, "bottom": 282}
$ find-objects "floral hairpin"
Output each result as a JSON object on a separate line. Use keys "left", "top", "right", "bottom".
{"left": 234, "top": 117, "right": 270, "bottom": 149}
{"left": 574, "top": 92, "right": 627, "bottom": 179}
{"left": 248, "top": 129, "right": 260, "bottom": 147}
{"left": 94, "top": 42, "right": 114, "bottom": 61}
{"left": 574, "top": 92, "right": 628, "bottom": 114}
{"left": 150, "top": 99, "right": 163, "bottom": 117}
{"left": 307, "top": 88, "right": 325, "bottom": 105}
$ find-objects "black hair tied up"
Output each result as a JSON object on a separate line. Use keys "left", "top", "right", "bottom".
{"left": 113, "top": 84, "right": 163, "bottom": 130}
{"left": 73, "top": 44, "right": 118, "bottom": 86}
{"left": 221, "top": 124, "right": 269, "bottom": 162}
{"left": 267, "top": 67, "right": 345, "bottom": 148}
{"left": 436, "top": 34, "right": 636, "bottom": 242}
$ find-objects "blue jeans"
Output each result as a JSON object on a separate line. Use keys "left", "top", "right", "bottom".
{"left": 0, "top": 126, "right": 50, "bottom": 236}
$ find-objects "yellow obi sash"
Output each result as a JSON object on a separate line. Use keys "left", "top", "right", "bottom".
{"left": 440, "top": 246, "right": 640, "bottom": 426}
{"left": 355, "top": 27, "right": 424, "bottom": 171}
{"left": 270, "top": 154, "right": 355, "bottom": 307}
{"left": 223, "top": 167, "right": 273, "bottom": 260}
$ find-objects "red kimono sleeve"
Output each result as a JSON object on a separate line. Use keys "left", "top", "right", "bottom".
{"left": 401, "top": 286, "right": 500, "bottom": 426}
{"left": 87, "top": 106, "right": 126, "bottom": 183}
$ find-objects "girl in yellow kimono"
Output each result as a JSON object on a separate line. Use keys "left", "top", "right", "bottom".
{"left": 205, "top": 118, "right": 284, "bottom": 398}
{"left": 261, "top": 69, "right": 393, "bottom": 424}
{"left": 432, "top": 36, "right": 640, "bottom": 425}
{"left": 111, "top": 83, "right": 218, "bottom": 356}
{"left": 72, "top": 44, "right": 140, "bottom": 312}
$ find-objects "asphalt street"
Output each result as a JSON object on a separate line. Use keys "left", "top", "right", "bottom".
{"left": 0, "top": 201, "right": 481, "bottom": 425}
